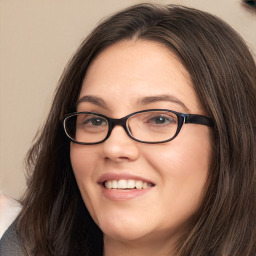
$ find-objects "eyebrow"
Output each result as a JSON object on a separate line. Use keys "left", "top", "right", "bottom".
{"left": 77, "top": 95, "right": 108, "bottom": 108}
{"left": 137, "top": 94, "right": 189, "bottom": 112}
{"left": 77, "top": 94, "right": 189, "bottom": 112}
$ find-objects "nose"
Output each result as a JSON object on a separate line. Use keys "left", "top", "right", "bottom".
{"left": 102, "top": 125, "right": 140, "bottom": 162}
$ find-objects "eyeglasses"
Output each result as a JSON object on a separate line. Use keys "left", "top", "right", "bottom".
{"left": 63, "top": 109, "right": 213, "bottom": 145}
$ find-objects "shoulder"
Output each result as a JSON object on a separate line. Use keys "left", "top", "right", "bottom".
{"left": 0, "top": 192, "right": 21, "bottom": 238}
{"left": 0, "top": 222, "right": 25, "bottom": 256}
{"left": 0, "top": 192, "right": 24, "bottom": 256}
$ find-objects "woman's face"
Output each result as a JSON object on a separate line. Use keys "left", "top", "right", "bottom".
{"left": 70, "top": 40, "right": 212, "bottom": 245}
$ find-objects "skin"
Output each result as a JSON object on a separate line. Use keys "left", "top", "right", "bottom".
{"left": 70, "top": 40, "right": 213, "bottom": 256}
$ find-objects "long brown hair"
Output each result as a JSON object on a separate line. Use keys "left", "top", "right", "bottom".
{"left": 17, "top": 3, "right": 256, "bottom": 255}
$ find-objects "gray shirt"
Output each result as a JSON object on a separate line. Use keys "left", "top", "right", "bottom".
{"left": 0, "top": 222, "right": 24, "bottom": 256}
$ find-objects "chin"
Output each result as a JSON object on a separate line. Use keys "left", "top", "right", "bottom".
{"left": 97, "top": 214, "right": 154, "bottom": 242}
{"left": 103, "top": 228, "right": 151, "bottom": 243}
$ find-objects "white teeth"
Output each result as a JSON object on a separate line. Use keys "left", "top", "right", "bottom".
{"left": 142, "top": 182, "right": 148, "bottom": 189}
{"left": 105, "top": 180, "right": 112, "bottom": 189}
{"left": 104, "top": 179, "right": 153, "bottom": 190}
{"left": 135, "top": 180, "right": 143, "bottom": 189}
{"left": 127, "top": 180, "right": 135, "bottom": 188}
{"left": 112, "top": 180, "right": 118, "bottom": 189}
{"left": 118, "top": 179, "right": 127, "bottom": 189}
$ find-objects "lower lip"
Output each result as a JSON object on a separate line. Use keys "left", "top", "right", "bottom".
{"left": 100, "top": 185, "right": 154, "bottom": 201}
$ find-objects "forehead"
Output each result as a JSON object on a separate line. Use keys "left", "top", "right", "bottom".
{"left": 79, "top": 40, "right": 201, "bottom": 114}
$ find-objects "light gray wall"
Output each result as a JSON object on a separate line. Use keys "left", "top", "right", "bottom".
{"left": 1, "top": 0, "right": 255, "bottom": 199}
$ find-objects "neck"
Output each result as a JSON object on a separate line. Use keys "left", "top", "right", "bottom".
{"left": 103, "top": 232, "right": 179, "bottom": 256}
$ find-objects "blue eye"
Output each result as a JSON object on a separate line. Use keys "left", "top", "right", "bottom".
{"left": 153, "top": 116, "right": 170, "bottom": 124}
{"left": 149, "top": 115, "right": 175, "bottom": 125}
{"left": 76, "top": 114, "right": 108, "bottom": 129}
{"left": 84, "top": 117, "right": 107, "bottom": 126}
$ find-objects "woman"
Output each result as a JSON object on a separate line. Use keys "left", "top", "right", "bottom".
{"left": 1, "top": 3, "right": 255, "bottom": 256}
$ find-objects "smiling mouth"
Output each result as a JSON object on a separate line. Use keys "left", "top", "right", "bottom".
{"left": 103, "top": 179, "right": 154, "bottom": 190}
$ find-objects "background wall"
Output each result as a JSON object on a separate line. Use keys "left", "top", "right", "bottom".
{"left": 1, "top": 0, "right": 255, "bottom": 200}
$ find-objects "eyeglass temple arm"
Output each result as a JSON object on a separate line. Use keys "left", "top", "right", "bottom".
{"left": 185, "top": 114, "right": 214, "bottom": 127}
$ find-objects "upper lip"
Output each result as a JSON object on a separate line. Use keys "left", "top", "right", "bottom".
{"left": 97, "top": 172, "right": 155, "bottom": 185}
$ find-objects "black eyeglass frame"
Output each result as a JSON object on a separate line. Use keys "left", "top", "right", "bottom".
{"left": 63, "top": 109, "right": 213, "bottom": 145}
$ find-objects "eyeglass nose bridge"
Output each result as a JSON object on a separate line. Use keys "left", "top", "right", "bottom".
{"left": 106, "top": 116, "right": 132, "bottom": 140}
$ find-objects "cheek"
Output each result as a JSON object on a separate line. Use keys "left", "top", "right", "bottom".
{"left": 144, "top": 126, "right": 212, "bottom": 209}
{"left": 70, "top": 143, "right": 100, "bottom": 215}
{"left": 147, "top": 136, "right": 211, "bottom": 179}
{"left": 70, "top": 143, "right": 105, "bottom": 223}
{"left": 70, "top": 145, "right": 89, "bottom": 182}
{"left": 70, "top": 143, "right": 101, "bottom": 177}
{"left": 70, "top": 144, "right": 90, "bottom": 204}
